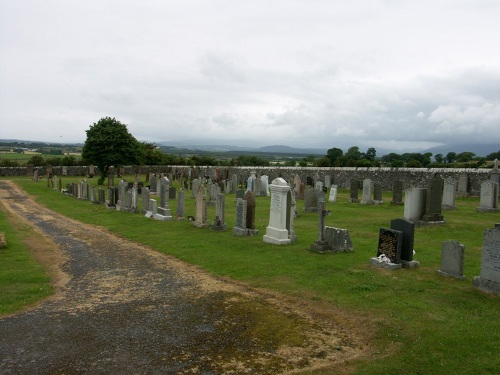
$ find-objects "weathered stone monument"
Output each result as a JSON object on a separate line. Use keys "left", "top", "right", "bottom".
{"left": 473, "top": 226, "right": 500, "bottom": 295}
{"left": 361, "top": 179, "right": 374, "bottom": 205}
{"left": 420, "top": 174, "right": 445, "bottom": 223}
{"left": 403, "top": 188, "right": 426, "bottom": 222}
{"left": 245, "top": 191, "right": 259, "bottom": 236}
{"left": 349, "top": 180, "right": 359, "bottom": 203}
{"left": 212, "top": 193, "right": 227, "bottom": 231}
{"left": 373, "top": 182, "right": 383, "bottom": 204}
{"left": 176, "top": 189, "right": 185, "bottom": 220}
{"left": 328, "top": 185, "right": 338, "bottom": 202}
{"left": 324, "top": 227, "right": 353, "bottom": 253}
{"left": 155, "top": 177, "right": 173, "bottom": 221}
{"left": 442, "top": 178, "right": 457, "bottom": 210}
{"left": 232, "top": 198, "right": 248, "bottom": 236}
{"left": 193, "top": 184, "right": 208, "bottom": 228}
{"left": 304, "top": 187, "right": 318, "bottom": 213}
{"left": 391, "top": 180, "right": 403, "bottom": 205}
{"left": 263, "top": 178, "right": 293, "bottom": 245}
{"left": 438, "top": 240, "right": 466, "bottom": 280}
{"left": 310, "top": 199, "right": 332, "bottom": 253}
{"left": 476, "top": 180, "right": 499, "bottom": 212}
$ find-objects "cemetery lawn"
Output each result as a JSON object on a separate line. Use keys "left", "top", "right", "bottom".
{"left": 0, "top": 202, "right": 54, "bottom": 315}
{"left": 4, "top": 176, "right": 500, "bottom": 375}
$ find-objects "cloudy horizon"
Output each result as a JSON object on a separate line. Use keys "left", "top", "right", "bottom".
{"left": 1, "top": 1, "right": 499, "bottom": 151}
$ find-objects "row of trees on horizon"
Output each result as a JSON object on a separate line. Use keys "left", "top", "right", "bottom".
{"left": 1, "top": 117, "right": 499, "bottom": 184}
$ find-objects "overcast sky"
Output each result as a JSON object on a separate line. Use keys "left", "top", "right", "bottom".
{"left": 1, "top": 0, "right": 499, "bottom": 151}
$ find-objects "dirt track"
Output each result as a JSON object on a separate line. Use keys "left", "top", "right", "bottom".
{"left": 0, "top": 180, "right": 369, "bottom": 374}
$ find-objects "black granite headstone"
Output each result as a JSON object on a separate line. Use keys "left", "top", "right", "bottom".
{"left": 390, "top": 219, "right": 415, "bottom": 261}
{"left": 377, "top": 228, "right": 403, "bottom": 263}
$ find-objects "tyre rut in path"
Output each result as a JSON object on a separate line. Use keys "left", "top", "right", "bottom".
{"left": 0, "top": 180, "right": 368, "bottom": 374}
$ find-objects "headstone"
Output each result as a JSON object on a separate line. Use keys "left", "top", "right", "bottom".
{"left": 325, "top": 175, "right": 331, "bottom": 188}
{"left": 89, "top": 165, "right": 95, "bottom": 178}
{"left": 438, "top": 241, "right": 466, "bottom": 280}
{"left": 349, "top": 180, "right": 359, "bottom": 203}
{"left": 490, "top": 159, "right": 500, "bottom": 197}
{"left": 62, "top": 166, "right": 68, "bottom": 176}
{"left": 107, "top": 174, "right": 114, "bottom": 189}
{"left": 310, "top": 199, "right": 332, "bottom": 253}
{"left": 324, "top": 227, "right": 353, "bottom": 253}
{"left": 106, "top": 188, "right": 116, "bottom": 208}
{"left": 176, "top": 189, "right": 185, "bottom": 220}
{"left": 390, "top": 219, "right": 419, "bottom": 267}
{"left": 403, "top": 188, "right": 426, "bottom": 222}
{"left": 304, "top": 187, "right": 318, "bottom": 213}
{"left": 473, "top": 226, "right": 500, "bottom": 296}
{"left": 476, "top": 180, "right": 499, "bottom": 212}
{"left": 155, "top": 177, "right": 172, "bottom": 220}
{"left": 457, "top": 174, "right": 468, "bottom": 197}
{"left": 231, "top": 174, "right": 238, "bottom": 193}
{"left": 246, "top": 176, "right": 253, "bottom": 192}
{"left": 328, "top": 185, "right": 337, "bottom": 202}
{"left": 442, "top": 178, "right": 457, "bottom": 210}
{"left": 421, "top": 174, "right": 444, "bottom": 223}
{"left": 373, "top": 182, "right": 383, "bottom": 204}
{"left": 297, "top": 183, "right": 305, "bottom": 200}
{"left": 391, "top": 180, "right": 404, "bottom": 205}
{"left": 191, "top": 178, "right": 200, "bottom": 199}
{"left": 169, "top": 186, "right": 176, "bottom": 200}
{"left": 370, "top": 228, "right": 403, "bottom": 269}
{"left": 193, "top": 185, "right": 208, "bottom": 227}
{"left": 98, "top": 188, "right": 105, "bottom": 205}
{"left": 293, "top": 175, "right": 301, "bottom": 194}
{"left": 245, "top": 191, "right": 259, "bottom": 236}
{"left": 236, "top": 189, "right": 245, "bottom": 201}
{"left": 212, "top": 193, "right": 227, "bottom": 231}
{"left": 261, "top": 175, "right": 269, "bottom": 196}
{"left": 361, "top": 179, "right": 374, "bottom": 205}
{"left": 149, "top": 175, "right": 157, "bottom": 195}
{"left": 141, "top": 187, "right": 150, "bottom": 213}
{"left": 33, "top": 170, "right": 39, "bottom": 182}
{"left": 232, "top": 198, "right": 248, "bottom": 236}
{"left": 288, "top": 188, "right": 298, "bottom": 243}
{"left": 315, "top": 181, "right": 324, "bottom": 191}
{"left": 263, "top": 178, "right": 292, "bottom": 245}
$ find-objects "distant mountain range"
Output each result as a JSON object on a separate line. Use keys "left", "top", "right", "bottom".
{"left": 1, "top": 138, "right": 498, "bottom": 158}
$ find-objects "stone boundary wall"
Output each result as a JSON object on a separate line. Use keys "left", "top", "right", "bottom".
{"left": 0, "top": 165, "right": 493, "bottom": 195}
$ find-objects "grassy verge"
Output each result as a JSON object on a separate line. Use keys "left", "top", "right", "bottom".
{"left": 3, "top": 176, "right": 500, "bottom": 374}
{"left": 0, "top": 206, "right": 53, "bottom": 315}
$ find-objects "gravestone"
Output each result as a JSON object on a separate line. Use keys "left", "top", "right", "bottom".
{"left": 254, "top": 178, "right": 263, "bottom": 197}
{"left": 155, "top": 177, "right": 172, "bottom": 221}
{"left": 370, "top": 228, "right": 403, "bottom": 269}
{"left": 324, "top": 227, "right": 353, "bottom": 253}
{"left": 212, "top": 193, "right": 227, "bottom": 231}
{"left": 391, "top": 180, "right": 404, "bottom": 205}
{"left": 33, "top": 170, "right": 39, "bottom": 182}
{"left": 263, "top": 178, "right": 292, "bottom": 245}
{"left": 246, "top": 176, "right": 253, "bottom": 192}
{"left": 191, "top": 179, "right": 200, "bottom": 199}
{"left": 421, "top": 174, "right": 444, "bottom": 223}
{"left": 232, "top": 198, "right": 248, "bottom": 236}
{"left": 349, "top": 180, "right": 359, "bottom": 203}
{"left": 390, "top": 219, "right": 419, "bottom": 267}
{"left": 315, "top": 181, "right": 324, "bottom": 191}
{"left": 403, "top": 188, "right": 426, "bottom": 222}
{"left": 490, "top": 159, "right": 500, "bottom": 197}
{"left": 146, "top": 198, "right": 157, "bottom": 218}
{"left": 106, "top": 188, "right": 116, "bottom": 208}
{"left": 169, "top": 186, "right": 176, "bottom": 200}
{"left": 89, "top": 165, "right": 95, "bottom": 178}
{"left": 107, "top": 174, "right": 114, "bottom": 189}
{"left": 245, "top": 191, "right": 259, "bottom": 236}
{"left": 293, "top": 175, "right": 301, "bottom": 194}
{"left": 442, "top": 178, "right": 457, "bottom": 210}
{"left": 304, "top": 187, "right": 318, "bottom": 213}
{"left": 310, "top": 199, "right": 332, "bottom": 253}
{"left": 373, "top": 182, "right": 383, "bottom": 204}
{"left": 297, "top": 183, "right": 305, "bottom": 200}
{"left": 361, "top": 179, "right": 374, "bottom": 205}
{"left": 231, "top": 174, "right": 238, "bottom": 193}
{"left": 141, "top": 187, "right": 150, "bottom": 213}
{"left": 457, "top": 174, "right": 468, "bottom": 197}
{"left": 98, "top": 188, "right": 105, "bottom": 205}
{"left": 473, "top": 226, "right": 500, "bottom": 295}
{"left": 261, "top": 175, "right": 269, "bottom": 196}
{"left": 176, "top": 189, "right": 185, "bottom": 220}
{"left": 149, "top": 175, "right": 157, "bottom": 194}
{"left": 476, "top": 180, "right": 499, "bottom": 212}
{"left": 236, "top": 189, "right": 245, "bottom": 201}
{"left": 325, "top": 175, "right": 331, "bottom": 188}
{"left": 328, "top": 185, "right": 337, "bottom": 202}
{"left": 288, "top": 188, "right": 298, "bottom": 243}
{"left": 193, "top": 185, "right": 208, "bottom": 228}
{"left": 438, "top": 241, "right": 466, "bottom": 280}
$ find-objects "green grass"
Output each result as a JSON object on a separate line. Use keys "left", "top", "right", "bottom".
{"left": 0, "top": 209, "right": 53, "bottom": 315}
{"left": 3, "top": 176, "right": 500, "bottom": 374}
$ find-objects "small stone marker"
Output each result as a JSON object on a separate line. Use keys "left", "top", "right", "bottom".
{"left": 324, "top": 227, "right": 353, "bottom": 253}
{"left": 441, "top": 178, "right": 457, "bottom": 210}
{"left": 473, "top": 226, "right": 500, "bottom": 295}
{"left": 438, "top": 240, "right": 466, "bottom": 280}
{"left": 476, "top": 180, "right": 499, "bottom": 212}
{"left": 328, "top": 185, "right": 337, "bottom": 202}
{"left": 349, "top": 180, "right": 359, "bottom": 203}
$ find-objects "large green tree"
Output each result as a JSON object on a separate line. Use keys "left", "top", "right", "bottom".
{"left": 82, "top": 117, "right": 143, "bottom": 185}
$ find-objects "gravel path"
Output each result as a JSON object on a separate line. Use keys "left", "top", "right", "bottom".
{"left": 0, "top": 180, "right": 366, "bottom": 374}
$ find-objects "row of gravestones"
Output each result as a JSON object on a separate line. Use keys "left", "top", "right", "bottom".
{"left": 49, "top": 173, "right": 500, "bottom": 296}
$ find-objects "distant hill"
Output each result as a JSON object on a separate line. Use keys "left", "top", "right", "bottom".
{"left": 422, "top": 143, "right": 499, "bottom": 157}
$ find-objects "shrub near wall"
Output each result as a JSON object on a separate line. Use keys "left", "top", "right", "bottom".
{"left": 0, "top": 165, "right": 492, "bottom": 195}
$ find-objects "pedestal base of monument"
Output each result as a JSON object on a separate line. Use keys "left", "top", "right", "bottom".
{"left": 154, "top": 208, "right": 173, "bottom": 221}
{"left": 310, "top": 241, "right": 333, "bottom": 253}
{"left": 476, "top": 207, "right": 499, "bottom": 212}
{"left": 349, "top": 198, "right": 359, "bottom": 203}
{"left": 401, "top": 260, "right": 420, "bottom": 268}
{"left": 263, "top": 226, "right": 291, "bottom": 245}
{"left": 247, "top": 229, "right": 259, "bottom": 237}
{"left": 232, "top": 227, "right": 249, "bottom": 236}
{"left": 472, "top": 277, "right": 500, "bottom": 296}
{"left": 369, "top": 258, "right": 402, "bottom": 270}
{"left": 437, "top": 270, "right": 466, "bottom": 280}
{"left": 414, "top": 220, "right": 445, "bottom": 227}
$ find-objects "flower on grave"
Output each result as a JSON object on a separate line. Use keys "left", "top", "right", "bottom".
{"left": 376, "top": 254, "right": 391, "bottom": 263}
